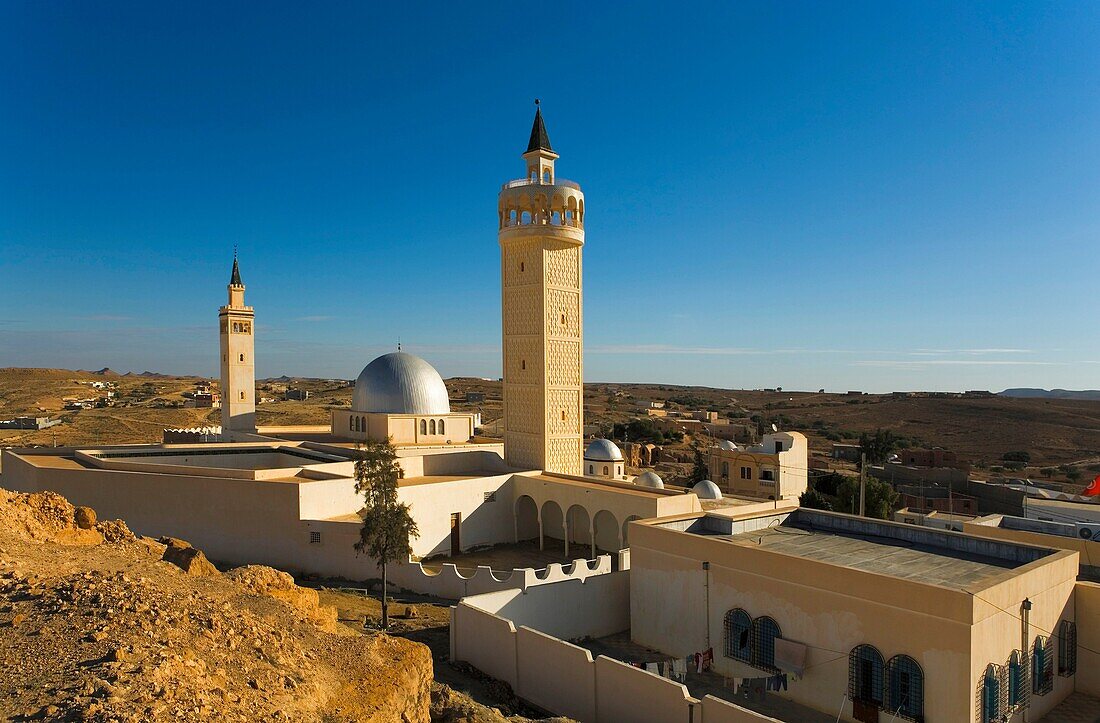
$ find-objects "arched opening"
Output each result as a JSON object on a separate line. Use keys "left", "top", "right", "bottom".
{"left": 751, "top": 617, "right": 782, "bottom": 673}
{"left": 551, "top": 210, "right": 561, "bottom": 225}
{"left": 349, "top": 416, "right": 354, "bottom": 431}
{"left": 520, "top": 210, "right": 532, "bottom": 225}
{"left": 420, "top": 419, "right": 427, "bottom": 435}
{"left": 353, "top": 416, "right": 359, "bottom": 432}
{"left": 588, "top": 464, "right": 594, "bottom": 475}
{"left": 510, "top": 209, "right": 517, "bottom": 226}
{"left": 621, "top": 515, "right": 641, "bottom": 547}
{"left": 438, "top": 419, "right": 445, "bottom": 435}
{"left": 981, "top": 664, "right": 1002, "bottom": 723}
{"left": 542, "top": 169, "right": 551, "bottom": 183}
{"left": 540, "top": 500, "right": 565, "bottom": 554}
{"left": 887, "top": 655, "right": 924, "bottom": 722}
{"left": 566, "top": 504, "right": 592, "bottom": 557}
{"left": 603, "top": 465, "right": 609, "bottom": 476}
{"left": 239, "top": 353, "right": 244, "bottom": 362}
{"left": 429, "top": 419, "right": 436, "bottom": 435}
{"left": 1008, "top": 649, "right": 1025, "bottom": 709}
{"left": 724, "top": 609, "right": 752, "bottom": 662}
{"left": 592, "top": 510, "right": 620, "bottom": 553}
{"left": 515, "top": 495, "right": 539, "bottom": 542}
{"left": 848, "top": 645, "right": 885, "bottom": 708}
{"left": 1033, "top": 635, "right": 1053, "bottom": 695}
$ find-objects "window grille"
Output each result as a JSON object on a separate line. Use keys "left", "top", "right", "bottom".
{"left": 483, "top": 491, "right": 496, "bottom": 503}
{"left": 750, "top": 616, "right": 782, "bottom": 674}
{"left": 1007, "top": 649, "right": 1029, "bottom": 710}
{"left": 309, "top": 531, "right": 321, "bottom": 545}
{"left": 723, "top": 609, "right": 752, "bottom": 662}
{"left": 980, "top": 663, "right": 1002, "bottom": 723}
{"left": 886, "top": 655, "right": 924, "bottom": 722}
{"left": 848, "top": 645, "right": 885, "bottom": 707}
{"left": 1032, "top": 636, "right": 1053, "bottom": 695}
{"left": 1058, "top": 620, "right": 1077, "bottom": 676}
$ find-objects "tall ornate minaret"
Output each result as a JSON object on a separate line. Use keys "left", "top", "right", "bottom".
{"left": 219, "top": 252, "right": 256, "bottom": 434}
{"left": 499, "top": 103, "right": 585, "bottom": 474}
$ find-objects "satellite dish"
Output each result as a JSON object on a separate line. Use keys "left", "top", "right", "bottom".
{"left": 771, "top": 423, "right": 778, "bottom": 432}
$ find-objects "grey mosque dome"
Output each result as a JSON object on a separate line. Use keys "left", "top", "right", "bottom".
{"left": 584, "top": 438, "right": 623, "bottom": 462}
{"left": 352, "top": 352, "right": 451, "bottom": 415}
{"left": 717, "top": 439, "right": 738, "bottom": 452}
{"left": 635, "top": 471, "right": 664, "bottom": 489}
{"left": 692, "top": 480, "right": 723, "bottom": 500}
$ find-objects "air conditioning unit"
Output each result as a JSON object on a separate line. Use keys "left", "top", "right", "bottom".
{"left": 1075, "top": 523, "right": 1100, "bottom": 540}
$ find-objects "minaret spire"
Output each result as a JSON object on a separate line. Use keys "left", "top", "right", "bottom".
{"left": 526, "top": 99, "right": 553, "bottom": 154}
{"left": 230, "top": 246, "right": 243, "bottom": 287}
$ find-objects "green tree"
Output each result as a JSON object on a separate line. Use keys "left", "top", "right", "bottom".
{"left": 691, "top": 441, "right": 710, "bottom": 483}
{"left": 835, "top": 475, "right": 899, "bottom": 520}
{"left": 354, "top": 438, "right": 419, "bottom": 630}
{"left": 858, "top": 428, "right": 898, "bottom": 465}
{"left": 812, "top": 471, "right": 851, "bottom": 497}
{"left": 799, "top": 488, "right": 833, "bottom": 511}
{"left": 1002, "top": 450, "right": 1031, "bottom": 463}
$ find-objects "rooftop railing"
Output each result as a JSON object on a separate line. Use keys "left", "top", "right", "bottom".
{"left": 501, "top": 178, "right": 581, "bottom": 191}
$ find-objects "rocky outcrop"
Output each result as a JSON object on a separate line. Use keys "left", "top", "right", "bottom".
{"left": 0, "top": 488, "right": 433, "bottom": 723}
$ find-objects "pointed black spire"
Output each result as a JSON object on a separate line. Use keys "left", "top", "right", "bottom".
{"left": 230, "top": 249, "right": 243, "bottom": 286}
{"left": 525, "top": 100, "right": 553, "bottom": 153}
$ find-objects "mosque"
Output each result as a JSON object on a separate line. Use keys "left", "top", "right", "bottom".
{"left": 5, "top": 106, "right": 748, "bottom": 585}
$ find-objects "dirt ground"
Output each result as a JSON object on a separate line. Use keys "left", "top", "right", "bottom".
{"left": 314, "top": 585, "right": 569, "bottom": 722}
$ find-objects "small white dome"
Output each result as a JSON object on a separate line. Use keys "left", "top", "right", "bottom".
{"left": 635, "top": 471, "right": 664, "bottom": 489}
{"left": 717, "top": 440, "right": 738, "bottom": 451}
{"left": 353, "top": 352, "right": 450, "bottom": 415}
{"left": 692, "top": 480, "right": 722, "bottom": 500}
{"left": 584, "top": 438, "right": 623, "bottom": 462}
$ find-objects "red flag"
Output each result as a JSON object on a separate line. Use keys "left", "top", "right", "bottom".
{"left": 1085, "top": 474, "right": 1100, "bottom": 497}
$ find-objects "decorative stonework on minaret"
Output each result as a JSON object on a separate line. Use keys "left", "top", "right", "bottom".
{"left": 499, "top": 103, "right": 585, "bottom": 474}
{"left": 219, "top": 252, "right": 256, "bottom": 434}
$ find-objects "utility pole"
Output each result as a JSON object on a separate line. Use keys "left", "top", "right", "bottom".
{"left": 859, "top": 453, "right": 867, "bottom": 517}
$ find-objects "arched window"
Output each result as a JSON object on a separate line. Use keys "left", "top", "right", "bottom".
{"left": 352, "top": 417, "right": 358, "bottom": 432}
{"left": 722, "top": 461, "right": 729, "bottom": 478}
{"left": 1058, "top": 620, "right": 1077, "bottom": 676}
{"left": 884, "top": 655, "right": 924, "bottom": 721}
{"left": 848, "top": 645, "right": 885, "bottom": 708}
{"left": 239, "top": 353, "right": 244, "bottom": 362}
{"left": 1033, "top": 636, "right": 1053, "bottom": 695}
{"left": 519, "top": 261, "right": 524, "bottom": 272}
{"left": 603, "top": 465, "right": 609, "bottom": 475}
{"left": 723, "top": 609, "right": 752, "bottom": 662}
{"left": 1008, "top": 649, "right": 1028, "bottom": 710}
{"left": 589, "top": 465, "right": 594, "bottom": 475}
{"left": 239, "top": 391, "right": 245, "bottom": 400}
{"left": 349, "top": 416, "right": 354, "bottom": 431}
{"left": 438, "top": 419, "right": 445, "bottom": 434}
{"left": 420, "top": 419, "right": 427, "bottom": 435}
{"left": 980, "top": 663, "right": 1002, "bottom": 723}
{"left": 521, "top": 211, "right": 532, "bottom": 225}
{"left": 542, "top": 169, "right": 551, "bottom": 183}
{"left": 751, "top": 617, "right": 782, "bottom": 673}
{"left": 521, "top": 359, "right": 526, "bottom": 370}
{"left": 429, "top": 419, "right": 436, "bottom": 435}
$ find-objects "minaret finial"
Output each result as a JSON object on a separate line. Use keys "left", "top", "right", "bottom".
{"left": 526, "top": 101, "right": 553, "bottom": 154}
{"left": 397, "top": 338, "right": 402, "bottom": 352}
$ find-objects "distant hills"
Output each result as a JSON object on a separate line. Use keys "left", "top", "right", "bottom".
{"left": 1000, "top": 388, "right": 1100, "bottom": 400}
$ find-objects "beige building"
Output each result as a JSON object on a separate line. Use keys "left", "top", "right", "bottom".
{"left": 708, "top": 432, "right": 808, "bottom": 500}
{"left": 629, "top": 506, "right": 1090, "bottom": 722}
{"left": 218, "top": 254, "right": 255, "bottom": 434}
{"left": 499, "top": 105, "right": 585, "bottom": 475}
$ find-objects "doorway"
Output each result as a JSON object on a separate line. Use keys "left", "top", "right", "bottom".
{"left": 450, "top": 512, "right": 461, "bottom": 556}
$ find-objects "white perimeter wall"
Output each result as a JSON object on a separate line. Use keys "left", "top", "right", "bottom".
{"left": 451, "top": 590, "right": 780, "bottom": 723}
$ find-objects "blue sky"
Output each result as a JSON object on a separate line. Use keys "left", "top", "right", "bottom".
{"left": 2, "top": 2, "right": 1099, "bottom": 392}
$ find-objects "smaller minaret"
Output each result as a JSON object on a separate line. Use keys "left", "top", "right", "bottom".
{"left": 219, "top": 251, "right": 256, "bottom": 435}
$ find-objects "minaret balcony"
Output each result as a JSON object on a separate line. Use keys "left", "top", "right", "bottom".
{"left": 501, "top": 177, "right": 581, "bottom": 191}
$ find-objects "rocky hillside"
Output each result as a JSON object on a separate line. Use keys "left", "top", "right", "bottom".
{"left": 0, "top": 488, "right": 433, "bottom": 722}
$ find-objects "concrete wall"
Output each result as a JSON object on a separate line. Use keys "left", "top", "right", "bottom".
{"left": 594, "top": 655, "right": 696, "bottom": 723}
{"left": 1076, "top": 581, "right": 1100, "bottom": 697}
{"left": 399, "top": 473, "right": 515, "bottom": 557}
{"left": 451, "top": 594, "right": 778, "bottom": 723}
{"left": 516, "top": 627, "right": 596, "bottom": 722}
{"left": 461, "top": 571, "right": 629, "bottom": 640}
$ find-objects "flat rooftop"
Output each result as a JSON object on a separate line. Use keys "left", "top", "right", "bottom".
{"left": 663, "top": 509, "right": 1056, "bottom": 590}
